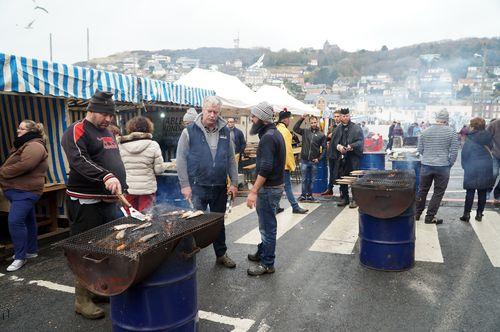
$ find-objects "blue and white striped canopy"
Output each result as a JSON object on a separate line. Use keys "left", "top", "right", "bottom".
{"left": 141, "top": 77, "right": 214, "bottom": 107}
{"left": 0, "top": 53, "right": 139, "bottom": 103}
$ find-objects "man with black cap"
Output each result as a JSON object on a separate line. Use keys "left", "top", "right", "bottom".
{"left": 322, "top": 109, "right": 342, "bottom": 196}
{"left": 246, "top": 102, "right": 285, "bottom": 276}
{"left": 62, "top": 90, "right": 127, "bottom": 319}
{"left": 293, "top": 114, "right": 326, "bottom": 202}
{"left": 275, "top": 109, "right": 308, "bottom": 214}
{"left": 330, "top": 108, "right": 364, "bottom": 208}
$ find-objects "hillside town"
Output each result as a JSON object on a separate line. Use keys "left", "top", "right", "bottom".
{"left": 88, "top": 42, "right": 500, "bottom": 127}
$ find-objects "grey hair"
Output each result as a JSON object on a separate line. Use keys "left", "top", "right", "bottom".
{"left": 203, "top": 96, "right": 222, "bottom": 110}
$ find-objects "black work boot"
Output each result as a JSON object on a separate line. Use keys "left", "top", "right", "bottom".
{"left": 424, "top": 216, "right": 443, "bottom": 225}
{"left": 247, "top": 264, "right": 275, "bottom": 276}
{"left": 292, "top": 207, "right": 308, "bottom": 214}
{"left": 459, "top": 212, "right": 470, "bottom": 222}
{"left": 247, "top": 252, "right": 260, "bottom": 262}
{"left": 475, "top": 213, "right": 483, "bottom": 222}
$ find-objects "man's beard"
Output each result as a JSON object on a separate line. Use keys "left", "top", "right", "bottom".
{"left": 250, "top": 119, "right": 265, "bottom": 135}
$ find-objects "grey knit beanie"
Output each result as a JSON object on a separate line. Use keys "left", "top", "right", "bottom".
{"left": 435, "top": 109, "right": 449, "bottom": 122}
{"left": 183, "top": 108, "right": 198, "bottom": 123}
{"left": 251, "top": 102, "right": 275, "bottom": 122}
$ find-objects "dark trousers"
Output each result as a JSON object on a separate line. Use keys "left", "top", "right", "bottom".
{"left": 66, "top": 197, "right": 118, "bottom": 235}
{"left": 464, "top": 189, "right": 487, "bottom": 214}
{"left": 192, "top": 185, "right": 227, "bottom": 257}
{"left": 340, "top": 184, "right": 350, "bottom": 202}
{"left": 327, "top": 158, "right": 335, "bottom": 190}
{"left": 416, "top": 165, "right": 450, "bottom": 218}
{"left": 4, "top": 189, "right": 40, "bottom": 260}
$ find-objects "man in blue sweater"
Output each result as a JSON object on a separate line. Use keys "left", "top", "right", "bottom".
{"left": 416, "top": 109, "right": 459, "bottom": 224}
{"left": 246, "top": 102, "right": 285, "bottom": 276}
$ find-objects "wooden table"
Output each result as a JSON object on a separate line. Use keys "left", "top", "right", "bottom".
{"left": 38, "top": 183, "right": 66, "bottom": 232}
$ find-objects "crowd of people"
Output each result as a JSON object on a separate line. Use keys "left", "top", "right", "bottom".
{"left": 1, "top": 89, "right": 499, "bottom": 320}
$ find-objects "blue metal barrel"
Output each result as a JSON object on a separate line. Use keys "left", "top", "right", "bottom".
{"left": 156, "top": 173, "right": 189, "bottom": 208}
{"left": 359, "top": 208, "right": 415, "bottom": 271}
{"left": 360, "top": 152, "right": 385, "bottom": 170}
{"left": 391, "top": 160, "right": 421, "bottom": 193}
{"left": 111, "top": 236, "right": 198, "bottom": 331}
{"left": 313, "top": 155, "right": 328, "bottom": 193}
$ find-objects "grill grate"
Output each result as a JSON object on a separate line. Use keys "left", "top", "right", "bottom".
{"left": 353, "top": 170, "right": 415, "bottom": 190}
{"left": 56, "top": 212, "right": 224, "bottom": 260}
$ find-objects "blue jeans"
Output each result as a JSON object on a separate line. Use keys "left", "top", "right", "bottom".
{"left": 4, "top": 189, "right": 40, "bottom": 260}
{"left": 301, "top": 160, "right": 318, "bottom": 196}
{"left": 256, "top": 187, "right": 283, "bottom": 267}
{"left": 192, "top": 185, "right": 228, "bottom": 257}
{"left": 491, "top": 157, "right": 500, "bottom": 200}
{"left": 284, "top": 171, "right": 299, "bottom": 210}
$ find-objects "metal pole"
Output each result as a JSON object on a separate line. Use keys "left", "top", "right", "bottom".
{"left": 480, "top": 43, "right": 487, "bottom": 118}
{"left": 49, "top": 33, "right": 53, "bottom": 62}
{"left": 86, "top": 28, "right": 90, "bottom": 61}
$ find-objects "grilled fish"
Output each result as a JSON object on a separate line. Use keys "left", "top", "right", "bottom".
{"left": 132, "top": 222, "right": 152, "bottom": 232}
{"left": 138, "top": 232, "right": 159, "bottom": 243}
{"left": 161, "top": 210, "right": 186, "bottom": 217}
{"left": 116, "top": 229, "right": 127, "bottom": 240}
{"left": 113, "top": 224, "right": 136, "bottom": 231}
{"left": 186, "top": 210, "right": 204, "bottom": 219}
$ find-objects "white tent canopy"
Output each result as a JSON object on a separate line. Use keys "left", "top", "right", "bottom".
{"left": 175, "top": 68, "right": 259, "bottom": 111}
{"left": 255, "top": 85, "right": 320, "bottom": 116}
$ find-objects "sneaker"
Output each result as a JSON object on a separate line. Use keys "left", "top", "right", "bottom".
{"left": 10, "top": 252, "right": 38, "bottom": 261}
{"left": 306, "top": 195, "right": 318, "bottom": 202}
{"left": 216, "top": 254, "right": 236, "bottom": 268}
{"left": 349, "top": 201, "right": 358, "bottom": 209}
{"left": 276, "top": 207, "right": 285, "bottom": 214}
{"left": 247, "top": 252, "right": 260, "bottom": 262}
{"left": 321, "top": 189, "right": 333, "bottom": 196}
{"left": 297, "top": 195, "right": 307, "bottom": 202}
{"left": 292, "top": 207, "right": 308, "bottom": 214}
{"left": 424, "top": 217, "right": 443, "bottom": 225}
{"left": 247, "top": 264, "right": 275, "bottom": 276}
{"left": 7, "top": 259, "right": 26, "bottom": 272}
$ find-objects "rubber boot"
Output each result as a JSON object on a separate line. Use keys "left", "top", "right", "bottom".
{"left": 75, "top": 281, "right": 105, "bottom": 319}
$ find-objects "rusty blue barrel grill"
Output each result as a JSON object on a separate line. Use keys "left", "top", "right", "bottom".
{"left": 352, "top": 170, "right": 416, "bottom": 271}
{"left": 360, "top": 152, "right": 386, "bottom": 170}
{"left": 57, "top": 212, "right": 225, "bottom": 331}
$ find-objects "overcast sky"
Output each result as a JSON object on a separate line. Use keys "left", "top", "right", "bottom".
{"left": 1, "top": 0, "right": 499, "bottom": 64}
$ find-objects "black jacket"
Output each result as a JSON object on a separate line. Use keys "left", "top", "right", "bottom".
{"left": 330, "top": 121, "right": 364, "bottom": 179}
{"left": 256, "top": 123, "right": 285, "bottom": 187}
{"left": 230, "top": 127, "right": 246, "bottom": 155}
{"left": 62, "top": 119, "right": 127, "bottom": 199}
{"left": 461, "top": 130, "right": 494, "bottom": 190}
{"left": 293, "top": 118, "right": 326, "bottom": 161}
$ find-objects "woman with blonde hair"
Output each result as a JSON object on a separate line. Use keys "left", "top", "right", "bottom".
{"left": 460, "top": 117, "right": 494, "bottom": 222}
{"left": 0, "top": 120, "right": 48, "bottom": 271}
{"left": 118, "top": 116, "right": 166, "bottom": 211}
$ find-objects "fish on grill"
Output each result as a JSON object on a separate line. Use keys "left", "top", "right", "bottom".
{"left": 181, "top": 210, "right": 204, "bottom": 219}
{"left": 139, "top": 232, "right": 159, "bottom": 243}
{"left": 132, "top": 222, "right": 152, "bottom": 232}
{"left": 160, "top": 210, "right": 186, "bottom": 217}
{"left": 116, "top": 229, "right": 127, "bottom": 240}
{"left": 113, "top": 224, "right": 136, "bottom": 231}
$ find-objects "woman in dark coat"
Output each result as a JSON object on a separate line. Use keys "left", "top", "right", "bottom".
{"left": 460, "top": 117, "right": 494, "bottom": 222}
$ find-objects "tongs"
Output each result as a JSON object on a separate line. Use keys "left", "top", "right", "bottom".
{"left": 117, "top": 194, "right": 146, "bottom": 221}
{"left": 225, "top": 192, "right": 234, "bottom": 216}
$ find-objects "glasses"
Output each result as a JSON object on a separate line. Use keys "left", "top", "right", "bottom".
{"left": 18, "top": 126, "right": 27, "bottom": 131}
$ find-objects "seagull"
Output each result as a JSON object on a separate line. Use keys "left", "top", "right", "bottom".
{"left": 34, "top": 5, "right": 49, "bottom": 14}
{"left": 24, "top": 20, "right": 35, "bottom": 29}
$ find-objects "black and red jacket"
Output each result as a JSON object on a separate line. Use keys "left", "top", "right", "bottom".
{"left": 62, "top": 119, "right": 127, "bottom": 199}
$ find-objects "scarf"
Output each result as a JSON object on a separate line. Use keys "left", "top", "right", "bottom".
{"left": 13, "top": 132, "right": 43, "bottom": 150}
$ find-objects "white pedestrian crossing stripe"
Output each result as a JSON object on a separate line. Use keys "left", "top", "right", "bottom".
{"left": 234, "top": 202, "right": 320, "bottom": 245}
{"left": 470, "top": 211, "right": 500, "bottom": 268}
{"left": 309, "top": 207, "right": 358, "bottom": 254}
{"left": 415, "top": 221, "right": 444, "bottom": 263}
{"left": 225, "top": 203, "right": 254, "bottom": 225}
